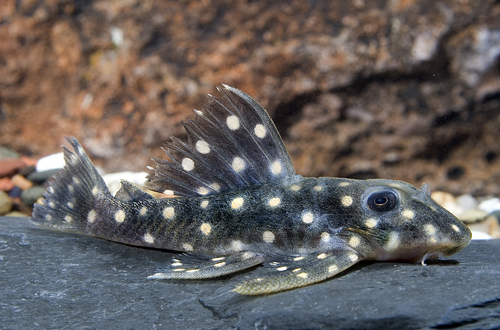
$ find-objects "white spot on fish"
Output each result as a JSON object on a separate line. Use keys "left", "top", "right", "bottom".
{"left": 292, "top": 268, "right": 301, "bottom": 272}
{"left": 214, "top": 262, "right": 226, "bottom": 268}
{"left": 317, "top": 253, "right": 327, "bottom": 259}
{"left": 143, "top": 233, "right": 155, "bottom": 244}
{"left": 348, "top": 253, "right": 358, "bottom": 262}
{"left": 231, "top": 240, "right": 244, "bottom": 251}
{"left": 186, "top": 269, "right": 199, "bottom": 273}
{"left": 232, "top": 157, "right": 246, "bottom": 172}
{"left": 385, "top": 232, "right": 400, "bottom": 252}
{"left": 268, "top": 197, "right": 281, "bottom": 207}
{"left": 254, "top": 124, "right": 267, "bottom": 138}
{"left": 226, "top": 115, "right": 240, "bottom": 130}
{"left": 313, "top": 185, "right": 322, "bottom": 191}
{"left": 451, "top": 224, "right": 460, "bottom": 232}
{"left": 277, "top": 266, "right": 288, "bottom": 271}
{"left": 424, "top": 224, "right": 437, "bottom": 236}
{"left": 197, "top": 187, "right": 209, "bottom": 195}
{"left": 68, "top": 185, "right": 74, "bottom": 193}
{"left": 45, "top": 214, "right": 52, "bottom": 221}
{"left": 195, "top": 140, "right": 211, "bottom": 154}
{"left": 302, "top": 211, "right": 314, "bottom": 224}
{"left": 271, "top": 160, "right": 282, "bottom": 175}
{"left": 200, "top": 200, "right": 209, "bottom": 208}
{"left": 402, "top": 209, "right": 415, "bottom": 220}
{"left": 328, "top": 264, "right": 338, "bottom": 273}
{"left": 297, "top": 272, "right": 308, "bottom": 279}
{"left": 163, "top": 206, "right": 175, "bottom": 219}
{"left": 211, "top": 257, "right": 225, "bottom": 261}
{"left": 321, "top": 232, "right": 330, "bottom": 242}
{"left": 92, "top": 186, "right": 99, "bottom": 196}
{"left": 341, "top": 196, "right": 353, "bottom": 207}
{"left": 231, "top": 197, "right": 244, "bottom": 210}
{"left": 242, "top": 251, "right": 255, "bottom": 260}
{"left": 210, "top": 183, "right": 221, "bottom": 191}
{"left": 67, "top": 202, "right": 74, "bottom": 209}
{"left": 139, "top": 206, "right": 148, "bottom": 216}
{"left": 64, "top": 215, "right": 72, "bottom": 223}
{"left": 349, "top": 236, "right": 361, "bottom": 248}
{"left": 182, "top": 158, "right": 195, "bottom": 171}
{"left": 182, "top": 243, "right": 194, "bottom": 251}
{"left": 200, "top": 223, "right": 212, "bottom": 236}
{"left": 87, "top": 210, "right": 96, "bottom": 223}
{"left": 365, "top": 218, "right": 379, "bottom": 228}
{"left": 290, "top": 185, "right": 301, "bottom": 191}
{"left": 339, "top": 182, "right": 350, "bottom": 187}
{"left": 114, "top": 209, "right": 126, "bottom": 223}
{"left": 72, "top": 177, "right": 80, "bottom": 185}
{"left": 262, "top": 230, "right": 275, "bottom": 243}
{"left": 293, "top": 256, "right": 304, "bottom": 261}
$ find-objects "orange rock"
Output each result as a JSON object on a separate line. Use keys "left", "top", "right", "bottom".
{"left": 20, "top": 156, "right": 38, "bottom": 167}
{"left": 0, "top": 159, "right": 25, "bottom": 177}
{"left": 0, "top": 177, "right": 14, "bottom": 191}
{"left": 11, "top": 174, "right": 34, "bottom": 190}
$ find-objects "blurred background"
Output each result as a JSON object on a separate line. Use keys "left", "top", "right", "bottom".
{"left": 0, "top": 0, "right": 499, "bottom": 198}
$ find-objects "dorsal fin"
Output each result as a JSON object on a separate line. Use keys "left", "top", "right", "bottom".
{"left": 146, "top": 85, "right": 298, "bottom": 197}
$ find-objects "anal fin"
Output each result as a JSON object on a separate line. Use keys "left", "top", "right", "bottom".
{"left": 148, "top": 252, "right": 264, "bottom": 280}
{"left": 233, "top": 249, "right": 362, "bottom": 295}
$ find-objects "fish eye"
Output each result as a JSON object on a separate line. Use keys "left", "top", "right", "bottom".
{"left": 367, "top": 190, "right": 399, "bottom": 212}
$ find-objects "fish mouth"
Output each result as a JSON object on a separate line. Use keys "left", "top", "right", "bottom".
{"left": 414, "top": 240, "right": 471, "bottom": 265}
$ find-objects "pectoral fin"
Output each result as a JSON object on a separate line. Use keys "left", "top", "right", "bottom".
{"left": 233, "top": 249, "right": 362, "bottom": 295}
{"left": 148, "top": 252, "right": 265, "bottom": 280}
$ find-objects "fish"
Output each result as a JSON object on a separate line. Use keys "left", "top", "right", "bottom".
{"left": 32, "top": 85, "right": 472, "bottom": 295}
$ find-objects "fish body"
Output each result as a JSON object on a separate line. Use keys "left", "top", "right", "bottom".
{"left": 32, "top": 85, "right": 471, "bottom": 295}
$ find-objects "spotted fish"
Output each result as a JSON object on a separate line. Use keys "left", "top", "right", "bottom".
{"left": 32, "top": 85, "right": 471, "bottom": 295}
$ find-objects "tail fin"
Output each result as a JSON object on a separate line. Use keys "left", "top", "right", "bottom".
{"left": 32, "top": 137, "right": 111, "bottom": 233}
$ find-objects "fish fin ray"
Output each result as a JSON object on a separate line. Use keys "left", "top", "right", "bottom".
{"left": 146, "top": 85, "right": 298, "bottom": 197}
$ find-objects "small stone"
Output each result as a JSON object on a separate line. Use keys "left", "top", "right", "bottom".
{"left": 0, "top": 147, "right": 19, "bottom": 159}
{"left": 11, "top": 174, "right": 33, "bottom": 190}
{"left": 21, "top": 186, "right": 46, "bottom": 207}
{"left": 0, "top": 190, "right": 13, "bottom": 215}
{"left": 0, "top": 159, "right": 25, "bottom": 177}
{"left": 27, "top": 169, "right": 60, "bottom": 185}
{"left": 432, "top": 191, "right": 463, "bottom": 217}
{"left": 35, "top": 152, "right": 65, "bottom": 172}
{"left": 0, "top": 177, "right": 14, "bottom": 192}
{"left": 102, "top": 171, "right": 148, "bottom": 195}
{"left": 478, "top": 198, "right": 500, "bottom": 214}
{"left": 467, "top": 216, "right": 500, "bottom": 239}
{"left": 459, "top": 209, "right": 488, "bottom": 223}
{"left": 8, "top": 186, "right": 22, "bottom": 198}
{"left": 18, "top": 165, "right": 36, "bottom": 177}
{"left": 431, "top": 191, "right": 456, "bottom": 206}
{"left": 456, "top": 194, "right": 478, "bottom": 212}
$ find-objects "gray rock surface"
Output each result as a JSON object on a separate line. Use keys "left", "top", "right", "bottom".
{"left": 1, "top": 216, "right": 500, "bottom": 329}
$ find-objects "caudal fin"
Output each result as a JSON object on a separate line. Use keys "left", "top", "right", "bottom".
{"left": 32, "top": 137, "right": 111, "bottom": 233}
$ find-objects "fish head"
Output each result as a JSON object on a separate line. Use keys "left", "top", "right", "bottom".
{"left": 338, "top": 179, "right": 471, "bottom": 264}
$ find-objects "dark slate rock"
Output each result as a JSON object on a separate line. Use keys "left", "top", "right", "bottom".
{"left": 27, "top": 169, "right": 60, "bottom": 185}
{"left": 1, "top": 216, "right": 500, "bottom": 330}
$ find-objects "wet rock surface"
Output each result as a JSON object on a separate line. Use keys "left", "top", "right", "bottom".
{"left": 0, "top": 0, "right": 499, "bottom": 196}
{"left": 2, "top": 216, "right": 500, "bottom": 330}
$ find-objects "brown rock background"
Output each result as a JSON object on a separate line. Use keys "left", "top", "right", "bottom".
{"left": 0, "top": 0, "right": 499, "bottom": 196}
